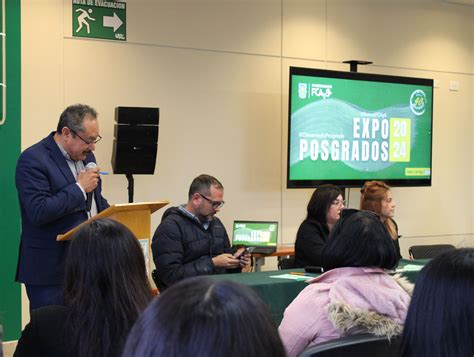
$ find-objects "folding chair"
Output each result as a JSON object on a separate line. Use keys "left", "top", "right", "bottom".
{"left": 298, "top": 333, "right": 400, "bottom": 357}
{"left": 408, "top": 244, "right": 455, "bottom": 259}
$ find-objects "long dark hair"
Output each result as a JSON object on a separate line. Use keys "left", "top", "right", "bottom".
{"left": 65, "top": 218, "right": 152, "bottom": 357}
{"left": 400, "top": 248, "right": 474, "bottom": 357}
{"left": 122, "top": 277, "right": 285, "bottom": 357}
{"left": 306, "top": 184, "right": 343, "bottom": 231}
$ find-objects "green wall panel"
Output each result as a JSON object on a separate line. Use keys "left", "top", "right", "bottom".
{"left": 0, "top": 0, "right": 21, "bottom": 342}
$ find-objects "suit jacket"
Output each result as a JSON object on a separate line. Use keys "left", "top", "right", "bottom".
{"left": 15, "top": 132, "right": 109, "bottom": 285}
{"left": 13, "top": 305, "right": 70, "bottom": 357}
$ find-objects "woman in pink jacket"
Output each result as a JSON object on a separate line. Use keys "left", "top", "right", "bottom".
{"left": 279, "top": 209, "right": 412, "bottom": 357}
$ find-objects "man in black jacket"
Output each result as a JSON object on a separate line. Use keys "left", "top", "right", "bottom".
{"left": 152, "top": 174, "right": 250, "bottom": 290}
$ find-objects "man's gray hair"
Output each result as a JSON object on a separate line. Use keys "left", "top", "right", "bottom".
{"left": 57, "top": 104, "right": 98, "bottom": 134}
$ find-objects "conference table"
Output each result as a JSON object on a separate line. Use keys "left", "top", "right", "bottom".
{"left": 253, "top": 245, "right": 295, "bottom": 272}
{"left": 210, "top": 258, "right": 428, "bottom": 325}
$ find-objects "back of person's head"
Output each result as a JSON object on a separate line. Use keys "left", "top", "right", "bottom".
{"left": 57, "top": 103, "right": 98, "bottom": 133}
{"left": 321, "top": 210, "right": 398, "bottom": 271}
{"left": 122, "top": 277, "right": 285, "bottom": 357}
{"left": 306, "top": 184, "right": 343, "bottom": 223}
{"left": 65, "top": 218, "right": 152, "bottom": 357}
{"left": 360, "top": 180, "right": 390, "bottom": 214}
{"left": 400, "top": 248, "right": 474, "bottom": 357}
{"left": 188, "top": 174, "right": 223, "bottom": 200}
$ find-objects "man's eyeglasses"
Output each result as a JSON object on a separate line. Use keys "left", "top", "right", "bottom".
{"left": 69, "top": 128, "right": 102, "bottom": 145}
{"left": 198, "top": 193, "right": 225, "bottom": 209}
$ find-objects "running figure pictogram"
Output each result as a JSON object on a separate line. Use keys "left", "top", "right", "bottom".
{"left": 75, "top": 8, "right": 96, "bottom": 34}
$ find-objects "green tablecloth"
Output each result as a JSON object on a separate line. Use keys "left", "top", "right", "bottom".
{"left": 396, "top": 258, "right": 429, "bottom": 283}
{"left": 210, "top": 259, "right": 428, "bottom": 324}
{"left": 211, "top": 268, "right": 309, "bottom": 324}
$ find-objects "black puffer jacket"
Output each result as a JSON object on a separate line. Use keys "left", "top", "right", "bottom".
{"left": 152, "top": 206, "right": 239, "bottom": 290}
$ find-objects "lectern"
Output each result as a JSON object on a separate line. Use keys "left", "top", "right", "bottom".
{"left": 57, "top": 201, "right": 169, "bottom": 273}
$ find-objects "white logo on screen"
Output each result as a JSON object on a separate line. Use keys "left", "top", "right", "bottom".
{"left": 298, "top": 83, "right": 333, "bottom": 99}
{"left": 312, "top": 84, "right": 333, "bottom": 99}
{"left": 298, "top": 83, "right": 308, "bottom": 99}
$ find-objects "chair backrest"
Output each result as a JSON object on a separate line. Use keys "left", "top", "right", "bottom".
{"left": 298, "top": 333, "right": 400, "bottom": 357}
{"left": 278, "top": 256, "right": 296, "bottom": 270}
{"left": 408, "top": 244, "right": 455, "bottom": 259}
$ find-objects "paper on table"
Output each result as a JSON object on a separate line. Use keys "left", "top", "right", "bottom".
{"left": 396, "top": 264, "right": 424, "bottom": 272}
{"left": 269, "top": 274, "right": 313, "bottom": 281}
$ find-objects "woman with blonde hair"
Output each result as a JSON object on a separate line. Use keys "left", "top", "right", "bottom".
{"left": 360, "top": 180, "right": 401, "bottom": 259}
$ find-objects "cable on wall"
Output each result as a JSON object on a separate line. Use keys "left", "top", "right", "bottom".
{"left": 0, "top": 0, "right": 7, "bottom": 126}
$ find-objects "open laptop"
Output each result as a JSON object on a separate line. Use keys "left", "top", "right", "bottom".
{"left": 231, "top": 220, "right": 278, "bottom": 255}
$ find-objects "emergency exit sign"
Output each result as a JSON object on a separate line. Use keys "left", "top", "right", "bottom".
{"left": 72, "top": 0, "right": 126, "bottom": 41}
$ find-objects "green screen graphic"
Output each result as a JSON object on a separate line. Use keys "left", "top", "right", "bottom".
{"left": 232, "top": 221, "right": 278, "bottom": 247}
{"left": 289, "top": 71, "right": 433, "bottom": 184}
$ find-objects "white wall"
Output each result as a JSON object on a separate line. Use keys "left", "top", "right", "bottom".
{"left": 19, "top": 0, "right": 473, "bottom": 331}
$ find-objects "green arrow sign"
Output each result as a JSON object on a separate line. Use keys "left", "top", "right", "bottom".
{"left": 72, "top": 0, "right": 126, "bottom": 41}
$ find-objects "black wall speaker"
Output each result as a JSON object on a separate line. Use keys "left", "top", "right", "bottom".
{"left": 111, "top": 107, "right": 159, "bottom": 174}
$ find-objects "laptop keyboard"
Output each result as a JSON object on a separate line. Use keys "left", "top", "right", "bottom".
{"left": 252, "top": 246, "right": 277, "bottom": 255}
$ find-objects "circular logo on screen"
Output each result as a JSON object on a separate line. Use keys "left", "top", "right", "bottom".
{"left": 410, "top": 90, "right": 427, "bottom": 116}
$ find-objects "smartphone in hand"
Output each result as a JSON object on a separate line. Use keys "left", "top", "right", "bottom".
{"left": 235, "top": 246, "right": 256, "bottom": 259}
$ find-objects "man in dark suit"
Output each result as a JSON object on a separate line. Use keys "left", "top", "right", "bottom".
{"left": 15, "top": 104, "right": 109, "bottom": 311}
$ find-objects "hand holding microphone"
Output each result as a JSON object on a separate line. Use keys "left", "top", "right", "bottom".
{"left": 78, "top": 162, "right": 100, "bottom": 193}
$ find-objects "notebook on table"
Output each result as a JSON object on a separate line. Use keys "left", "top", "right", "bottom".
{"left": 231, "top": 220, "right": 278, "bottom": 254}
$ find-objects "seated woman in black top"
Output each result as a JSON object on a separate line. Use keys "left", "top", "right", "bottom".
{"left": 360, "top": 181, "right": 402, "bottom": 260}
{"left": 294, "top": 184, "right": 344, "bottom": 268}
{"left": 14, "top": 218, "right": 153, "bottom": 357}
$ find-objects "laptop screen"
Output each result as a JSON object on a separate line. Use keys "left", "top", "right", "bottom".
{"left": 232, "top": 221, "right": 278, "bottom": 247}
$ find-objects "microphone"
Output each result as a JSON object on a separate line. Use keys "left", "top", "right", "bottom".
{"left": 85, "top": 162, "right": 97, "bottom": 212}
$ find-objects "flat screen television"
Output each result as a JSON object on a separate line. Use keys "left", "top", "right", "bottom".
{"left": 287, "top": 66, "right": 433, "bottom": 188}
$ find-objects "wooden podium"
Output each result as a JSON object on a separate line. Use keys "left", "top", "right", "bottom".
{"left": 56, "top": 201, "right": 169, "bottom": 276}
{"left": 57, "top": 201, "right": 169, "bottom": 241}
